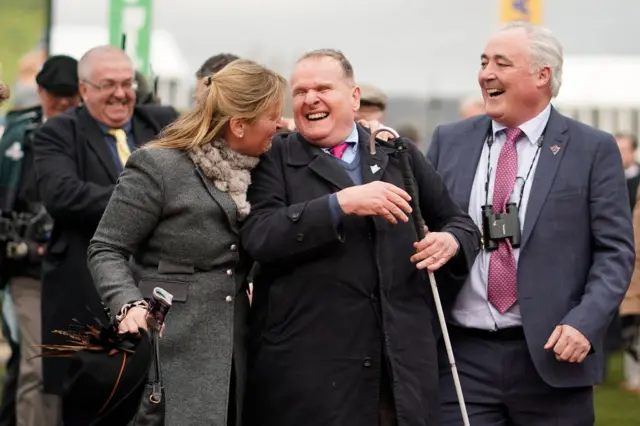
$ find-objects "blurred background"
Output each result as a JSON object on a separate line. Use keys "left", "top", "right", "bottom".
{"left": 1, "top": 0, "right": 639, "bottom": 424}
{"left": 4, "top": 0, "right": 640, "bottom": 151}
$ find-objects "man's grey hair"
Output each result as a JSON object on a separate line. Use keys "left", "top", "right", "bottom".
{"left": 501, "top": 21, "right": 563, "bottom": 97}
{"left": 296, "top": 49, "right": 355, "bottom": 84}
{"left": 78, "top": 45, "right": 132, "bottom": 81}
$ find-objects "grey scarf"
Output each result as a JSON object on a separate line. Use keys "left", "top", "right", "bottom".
{"left": 187, "top": 140, "right": 260, "bottom": 220}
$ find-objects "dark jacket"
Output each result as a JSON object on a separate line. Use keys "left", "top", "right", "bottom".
{"left": 0, "top": 105, "right": 42, "bottom": 211}
{"left": 0, "top": 106, "right": 44, "bottom": 285}
{"left": 626, "top": 169, "right": 640, "bottom": 212}
{"left": 240, "top": 126, "right": 481, "bottom": 426}
{"left": 32, "top": 104, "right": 178, "bottom": 393}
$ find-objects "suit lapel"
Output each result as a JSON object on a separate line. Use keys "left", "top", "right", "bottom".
{"left": 195, "top": 167, "right": 239, "bottom": 234}
{"left": 288, "top": 133, "right": 354, "bottom": 190}
{"left": 80, "top": 108, "right": 119, "bottom": 183}
{"left": 457, "top": 117, "right": 492, "bottom": 212}
{"left": 131, "top": 110, "right": 158, "bottom": 148}
{"left": 521, "top": 107, "right": 569, "bottom": 248}
{"left": 358, "top": 125, "right": 390, "bottom": 184}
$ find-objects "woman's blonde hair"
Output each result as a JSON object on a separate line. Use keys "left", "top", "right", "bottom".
{"left": 147, "top": 59, "right": 287, "bottom": 150}
{"left": 0, "top": 80, "right": 9, "bottom": 106}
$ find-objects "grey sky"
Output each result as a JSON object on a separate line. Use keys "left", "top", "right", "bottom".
{"left": 52, "top": 0, "right": 640, "bottom": 99}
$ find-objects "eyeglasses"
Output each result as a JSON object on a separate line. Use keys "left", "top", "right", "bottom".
{"left": 82, "top": 79, "right": 138, "bottom": 93}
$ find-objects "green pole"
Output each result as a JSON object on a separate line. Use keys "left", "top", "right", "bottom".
{"left": 108, "top": 0, "right": 153, "bottom": 77}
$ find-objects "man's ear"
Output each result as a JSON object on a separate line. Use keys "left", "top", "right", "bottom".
{"left": 536, "top": 66, "right": 551, "bottom": 90}
{"left": 78, "top": 81, "right": 90, "bottom": 102}
{"left": 352, "top": 85, "right": 361, "bottom": 112}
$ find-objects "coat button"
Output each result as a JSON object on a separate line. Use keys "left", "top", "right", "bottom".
{"left": 225, "top": 295, "right": 233, "bottom": 303}
{"left": 230, "top": 244, "right": 237, "bottom": 251}
{"left": 363, "top": 357, "right": 372, "bottom": 368}
{"left": 296, "top": 233, "right": 304, "bottom": 241}
{"left": 226, "top": 269, "right": 233, "bottom": 276}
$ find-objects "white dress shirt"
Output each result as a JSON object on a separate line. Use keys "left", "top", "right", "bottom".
{"left": 321, "top": 122, "right": 359, "bottom": 164}
{"left": 451, "top": 104, "right": 551, "bottom": 330}
{"left": 625, "top": 164, "right": 640, "bottom": 180}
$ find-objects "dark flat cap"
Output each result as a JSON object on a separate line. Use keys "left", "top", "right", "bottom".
{"left": 36, "top": 55, "right": 79, "bottom": 96}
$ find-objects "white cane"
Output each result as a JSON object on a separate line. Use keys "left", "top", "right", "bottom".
{"left": 371, "top": 127, "right": 470, "bottom": 426}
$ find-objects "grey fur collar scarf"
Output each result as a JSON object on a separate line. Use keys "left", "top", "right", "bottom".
{"left": 188, "top": 140, "right": 260, "bottom": 221}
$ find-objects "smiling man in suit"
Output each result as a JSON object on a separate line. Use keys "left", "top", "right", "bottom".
{"left": 241, "top": 49, "right": 480, "bottom": 426}
{"left": 427, "top": 21, "right": 635, "bottom": 425}
{"left": 31, "top": 46, "right": 177, "bottom": 418}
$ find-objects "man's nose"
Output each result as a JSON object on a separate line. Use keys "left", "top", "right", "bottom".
{"left": 303, "top": 91, "right": 318, "bottom": 105}
{"left": 479, "top": 64, "right": 497, "bottom": 80}
{"left": 112, "top": 85, "right": 127, "bottom": 99}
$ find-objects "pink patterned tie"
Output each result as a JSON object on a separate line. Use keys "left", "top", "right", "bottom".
{"left": 330, "top": 142, "right": 349, "bottom": 159}
{"left": 487, "top": 127, "right": 523, "bottom": 314}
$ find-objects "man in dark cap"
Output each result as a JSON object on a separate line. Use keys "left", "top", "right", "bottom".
{"left": 0, "top": 54, "right": 81, "bottom": 426}
{"left": 35, "top": 55, "right": 81, "bottom": 117}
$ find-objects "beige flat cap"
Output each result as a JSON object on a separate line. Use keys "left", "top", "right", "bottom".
{"left": 359, "top": 83, "right": 387, "bottom": 109}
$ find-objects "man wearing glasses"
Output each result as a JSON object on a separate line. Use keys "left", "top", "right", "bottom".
{"left": 31, "top": 45, "right": 177, "bottom": 422}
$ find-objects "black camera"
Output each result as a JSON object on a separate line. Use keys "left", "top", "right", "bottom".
{"left": 481, "top": 203, "right": 521, "bottom": 250}
{"left": 0, "top": 207, "right": 52, "bottom": 261}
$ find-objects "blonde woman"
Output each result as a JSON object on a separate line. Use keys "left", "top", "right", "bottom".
{"left": 87, "top": 59, "right": 287, "bottom": 425}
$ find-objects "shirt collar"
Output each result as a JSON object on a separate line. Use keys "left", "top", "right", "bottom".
{"left": 96, "top": 119, "right": 133, "bottom": 135}
{"left": 321, "top": 122, "right": 359, "bottom": 151}
{"left": 344, "top": 121, "right": 358, "bottom": 144}
{"left": 625, "top": 164, "right": 640, "bottom": 179}
{"left": 492, "top": 103, "right": 551, "bottom": 145}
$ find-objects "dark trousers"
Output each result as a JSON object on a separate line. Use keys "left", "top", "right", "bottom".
{"left": 0, "top": 312, "right": 19, "bottom": 426}
{"left": 439, "top": 325, "right": 594, "bottom": 426}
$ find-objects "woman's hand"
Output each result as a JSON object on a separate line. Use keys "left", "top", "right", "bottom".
{"left": 118, "top": 306, "right": 149, "bottom": 335}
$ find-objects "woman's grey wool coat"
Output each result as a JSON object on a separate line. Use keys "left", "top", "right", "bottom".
{"left": 88, "top": 147, "right": 252, "bottom": 426}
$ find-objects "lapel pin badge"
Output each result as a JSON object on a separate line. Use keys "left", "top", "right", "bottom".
{"left": 370, "top": 164, "right": 381, "bottom": 174}
{"left": 550, "top": 145, "right": 561, "bottom": 155}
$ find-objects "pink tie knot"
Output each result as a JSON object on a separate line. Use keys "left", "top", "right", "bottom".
{"left": 505, "top": 127, "right": 523, "bottom": 145}
{"left": 329, "top": 142, "right": 349, "bottom": 159}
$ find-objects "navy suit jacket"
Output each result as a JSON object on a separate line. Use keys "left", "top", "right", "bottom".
{"left": 426, "top": 106, "right": 635, "bottom": 388}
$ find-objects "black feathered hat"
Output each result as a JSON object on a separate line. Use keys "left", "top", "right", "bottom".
{"left": 38, "top": 315, "right": 152, "bottom": 425}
